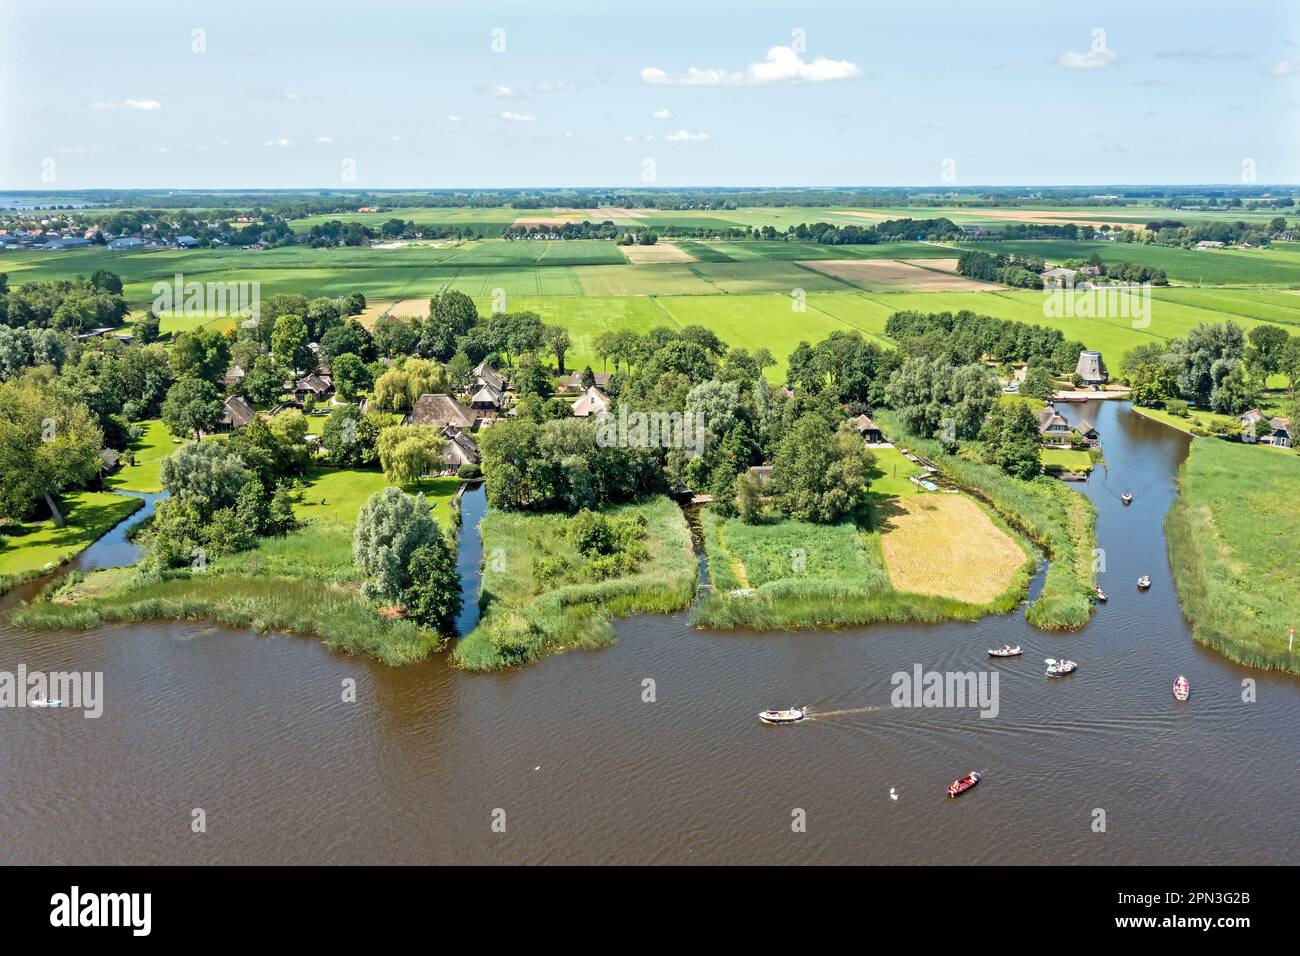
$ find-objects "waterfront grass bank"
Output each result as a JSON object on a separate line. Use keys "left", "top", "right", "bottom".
{"left": 1166, "top": 437, "right": 1300, "bottom": 673}
{"left": 453, "top": 496, "right": 697, "bottom": 671}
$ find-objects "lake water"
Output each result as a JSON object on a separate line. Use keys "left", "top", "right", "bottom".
{"left": 0, "top": 402, "right": 1296, "bottom": 864}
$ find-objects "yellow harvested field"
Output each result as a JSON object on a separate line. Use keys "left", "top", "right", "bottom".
{"left": 594, "top": 206, "right": 647, "bottom": 220}
{"left": 620, "top": 242, "right": 697, "bottom": 264}
{"left": 879, "top": 495, "right": 1026, "bottom": 604}
{"left": 512, "top": 208, "right": 607, "bottom": 227}
{"left": 355, "top": 297, "right": 428, "bottom": 328}
{"left": 798, "top": 258, "right": 1003, "bottom": 291}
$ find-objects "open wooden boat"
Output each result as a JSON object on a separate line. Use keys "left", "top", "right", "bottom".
{"left": 947, "top": 771, "right": 981, "bottom": 798}
{"left": 1121, "top": 492, "right": 1133, "bottom": 505}
{"left": 758, "top": 706, "right": 807, "bottom": 725}
{"left": 1095, "top": 586, "right": 1107, "bottom": 602}
{"left": 988, "top": 644, "right": 1023, "bottom": 657}
{"left": 1044, "top": 658, "right": 1077, "bottom": 677}
{"left": 1137, "top": 575, "right": 1151, "bottom": 590}
{"left": 1173, "top": 676, "right": 1190, "bottom": 701}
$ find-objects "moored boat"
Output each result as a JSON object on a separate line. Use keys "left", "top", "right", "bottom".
{"left": 1095, "top": 585, "right": 1107, "bottom": 602}
{"left": 947, "top": 771, "right": 981, "bottom": 797}
{"left": 988, "top": 644, "right": 1023, "bottom": 657}
{"left": 1044, "top": 658, "right": 1077, "bottom": 677}
{"left": 1137, "top": 575, "right": 1151, "bottom": 590}
{"left": 1173, "top": 676, "right": 1190, "bottom": 701}
{"left": 758, "top": 706, "right": 806, "bottom": 725}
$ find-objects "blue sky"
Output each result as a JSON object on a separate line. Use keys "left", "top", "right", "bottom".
{"left": 2, "top": 0, "right": 1298, "bottom": 188}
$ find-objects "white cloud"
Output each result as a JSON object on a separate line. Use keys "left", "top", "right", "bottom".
{"left": 486, "top": 84, "right": 516, "bottom": 97}
{"left": 665, "top": 129, "right": 709, "bottom": 142}
{"left": 91, "top": 98, "right": 162, "bottom": 111}
{"left": 389, "top": 135, "right": 403, "bottom": 142}
{"left": 447, "top": 114, "right": 463, "bottom": 123}
{"left": 316, "top": 135, "right": 334, "bottom": 143}
{"left": 500, "top": 111, "right": 536, "bottom": 123}
{"left": 1056, "top": 49, "right": 1118, "bottom": 70}
{"left": 264, "top": 137, "right": 293, "bottom": 148}
{"left": 641, "top": 46, "right": 861, "bottom": 87}
{"left": 535, "top": 80, "right": 574, "bottom": 92}
{"left": 1266, "top": 59, "right": 1300, "bottom": 76}
{"left": 652, "top": 108, "right": 673, "bottom": 119}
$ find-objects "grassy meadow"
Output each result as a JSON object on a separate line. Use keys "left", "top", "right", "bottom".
{"left": 0, "top": 491, "right": 144, "bottom": 591}
{"left": 454, "top": 496, "right": 697, "bottom": 670}
{"left": 1166, "top": 438, "right": 1300, "bottom": 673}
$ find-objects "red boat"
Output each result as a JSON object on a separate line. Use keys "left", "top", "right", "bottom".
{"left": 1173, "top": 676, "right": 1190, "bottom": 701}
{"left": 947, "top": 771, "right": 981, "bottom": 798}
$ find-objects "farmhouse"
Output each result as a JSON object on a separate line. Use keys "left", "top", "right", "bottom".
{"left": 220, "top": 395, "right": 256, "bottom": 430}
{"left": 959, "top": 225, "right": 987, "bottom": 237}
{"left": 1075, "top": 349, "right": 1107, "bottom": 386}
{"left": 440, "top": 431, "right": 481, "bottom": 471}
{"left": 409, "top": 393, "right": 476, "bottom": 432}
{"left": 291, "top": 373, "right": 333, "bottom": 404}
{"left": 1264, "top": 417, "right": 1294, "bottom": 447}
{"left": 98, "top": 448, "right": 122, "bottom": 474}
{"left": 556, "top": 369, "right": 612, "bottom": 393}
{"left": 469, "top": 381, "right": 506, "bottom": 413}
{"left": 571, "top": 385, "right": 610, "bottom": 418}
{"left": 223, "top": 364, "right": 246, "bottom": 388}
{"left": 1041, "top": 266, "right": 1078, "bottom": 288}
{"left": 1241, "top": 409, "right": 1294, "bottom": 447}
{"left": 851, "top": 413, "right": 885, "bottom": 443}
{"left": 1035, "top": 407, "right": 1073, "bottom": 441}
{"left": 107, "top": 236, "right": 144, "bottom": 250}
{"left": 1195, "top": 240, "right": 1225, "bottom": 249}
{"left": 473, "top": 361, "right": 507, "bottom": 392}
{"left": 1073, "top": 420, "right": 1101, "bottom": 446}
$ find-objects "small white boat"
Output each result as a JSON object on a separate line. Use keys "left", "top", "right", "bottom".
{"left": 1173, "top": 676, "right": 1190, "bottom": 701}
{"left": 1137, "top": 575, "right": 1151, "bottom": 590}
{"left": 1044, "top": 658, "right": 1077, "bottom": 677}
{"left": 28, "top": 698, "right": 64, "bottom": 708}
{"left": 1095, "top": 586, "right": 1107, "bottom": 602}
{"left": 1121, "top": 492, "right": 1133, "bottom": 505}
{"left": 758, "top": 706, "right": 807, "bottom": 725}
{"left": 988, "top": 644, "right": 1023, "bottom": 657}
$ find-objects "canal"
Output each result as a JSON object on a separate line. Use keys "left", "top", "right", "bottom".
{"left": 0, "top": 402, "right": 1296, "bottom": 864}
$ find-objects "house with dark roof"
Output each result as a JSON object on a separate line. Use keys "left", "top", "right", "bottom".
{"left": 1035, "top": 407, "right": 1074, "bottom": 443}
{"left": 291, "top": 373, "right": 333, "bottom": 404}
{"left": 851, "top": 414, "right": 884, "bottom": 443}
{"left": 1073, "top": 420, "right": 1101, "bottom": 445}
{"left": 1262, "top": 416, "right": 1294, "bottom": 448}
{"left": 470, "top": 381, "right": 506, "bottom": 414}
{"left": 220, "top": 395, "right": 256, "bottom": 430}
{"left": 557, "top": 370, "right": 612, "bottom": 393}
{"left": 98, "top": 448, "right": 122, "bottom": 473}
{"left": 472, "top": 361, "right": 507, "bottom": 392}
{"left": 409, "top": 393, "right": 476, "bottom": 431}
{"left": 440, "top": 431, "right": 481, "bottom": 471}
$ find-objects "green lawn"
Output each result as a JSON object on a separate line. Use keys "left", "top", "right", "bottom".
{"left": 866, "top": 444, "right": 925, "bottom": 497}
{"left": 0, "top": 491, "right": 143, "bottom": 585}
{"left": 1167, "top": 437, "right": 1300, "bottom": 672}
{"left": 294, "top": 467, "right": 459, "bottom": 527}
{"left": 1041, "top": 448, "right": 1094, "bottom": 472}
{"left": 107, "top": 419, "right": 182, "bottom": 493}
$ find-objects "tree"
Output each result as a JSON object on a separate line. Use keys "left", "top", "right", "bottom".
{"left": 242, "top": 354, "right": 287, "bottom": 406}
{"left": 331, "top": 352, "right": 371, "bottom": 401}
{"left": 1246, "top": 324, "right": 1290, "bottom": 381}
{"left": 89, "top": 269, "right": 124, "bottom": 295}
{"left": 735, "top": 470, "right": 762, "bottom": 524}
{"left": 352, "top": 487, "right": 440, "bottom": 603}
{"left": 1020, "top": 366, "right": 1055, "bottom": 401}
{"left": 161, "top": 378, "right": 224, "bottom": 440}
{"left": 1210, "top": 362, "right": 1259, "bottom": 415}
{"left": 544, "top": 325, "right": 571, "bottom": 375}
{"left": 980, "top": 400, "right": 1043, "bottom": 480}
{"left": 377, "top": 425, "right": 445, "bottom": 484}
{"left": 883, "top": 357, "right": 997, "bottom": 441}
{"left": 0, "top": 378, "right": 102, "bottom": 525}
{"left": 1167, "top": 322, "right": 1245, "bottom": 406}
{"left": 404, "top": 536, "right": 463, "bottom": 633}
{"left": 170, "top": 326, "right": 231, "bottom": 384}
{"left": 769, "top": 416, "right": 872, "bottom": 523}
{"left": 320, "top": 404, "right": 380, "bottom": 467}
{"left": 160, "top": 440, "right": 252, "bottom": 510}
{"left": 319, "top": 320, "right": 375, "bottom": 365}
{"left": 271, "top": 313, "right": 313, "bottom": 373}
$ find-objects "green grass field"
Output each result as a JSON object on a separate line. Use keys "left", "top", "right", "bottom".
{"left": 0, "top": 491, "right": 143, "bottom": 586}
{"left": 1166, "top": 437, "right": 1300, "bottom": 672}
{"left": 1041, "top": 448, "right": 1094, "bottom": 472}
{"left": 107, "top": 420, "right": 184, "bottom": 493}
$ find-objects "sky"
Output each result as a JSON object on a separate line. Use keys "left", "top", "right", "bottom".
{"left": 2, "top": 0, "right": 1298, "bottom": 189}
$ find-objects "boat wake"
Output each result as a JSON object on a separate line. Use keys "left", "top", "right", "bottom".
{"left": 807, "top": 705, "right": 885, "bottom": 719}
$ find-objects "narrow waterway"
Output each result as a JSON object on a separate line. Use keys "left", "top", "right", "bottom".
{"left": 0, "top": 402, "right": 1296, "bottom": 864}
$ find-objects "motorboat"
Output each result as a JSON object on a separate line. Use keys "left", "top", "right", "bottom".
{"left": 1095, "top": 586, "right": 1107, "bottom": 602}
{"left": 758, "top": 706, "right": 806, "bottom": 725}
{"left": 1173, "top": 676, "right": 1190, "bottom": 701}
{"left": 1121, "top": 492, "right": 1133, "bottom": 505}
{"left": 988, "top": 644, "right": 1023, "bottom": 657}
{"left": 947, "top": 771, "right": 981, "bottom": 798}
{"left": 28, "top": 698, "right": 64, "bottom": 707}
{"left": 1137, "top": 575, "right": 1151, "bottom": 590}
{"left": 1044, "top": 658, "right": 1078, "bottom": 677}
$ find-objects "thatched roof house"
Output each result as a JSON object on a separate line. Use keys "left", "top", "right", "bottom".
{"left": 409, "top": 393, "right": 476, "bottom": 431}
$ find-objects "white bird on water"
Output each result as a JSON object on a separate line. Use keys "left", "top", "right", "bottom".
{"left": 889, "top": 787, "right": 898, "bottom": 801}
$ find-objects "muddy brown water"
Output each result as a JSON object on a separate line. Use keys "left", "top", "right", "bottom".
{"left": 1, "top": 402, "right": 1296, "bottom": 864}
